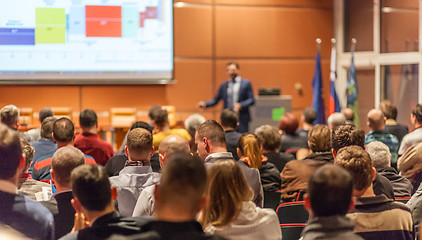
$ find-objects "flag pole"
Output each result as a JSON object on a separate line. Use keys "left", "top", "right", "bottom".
{"left": 316, "top": 38, "right": 322, "bottom": 52}
{"left": 351, "top": 38, "right": 357, "bottom": 52}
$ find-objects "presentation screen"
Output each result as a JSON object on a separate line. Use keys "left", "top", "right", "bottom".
{"left": 0, "top": 0, "right": 173, "bottom": 83}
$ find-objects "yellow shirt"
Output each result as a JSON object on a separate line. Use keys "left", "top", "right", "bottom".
{"left": 153, "top": 129, "right": 191, "bottom": 152}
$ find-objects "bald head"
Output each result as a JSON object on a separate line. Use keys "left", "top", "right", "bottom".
{"left": 159, "top": 135, "right": 190, "bottom": 166}
{"left": 367, "top": 109, "right": 385, "bottom": 131}
{"left": 52, "top": 146, "right": 85, "bottom": 187}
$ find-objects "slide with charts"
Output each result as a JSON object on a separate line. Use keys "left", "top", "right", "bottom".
{"left": 0, "top": 0, "right": 173, "bottom": 81}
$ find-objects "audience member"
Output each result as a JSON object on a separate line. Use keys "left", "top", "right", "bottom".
{"left": 0, "top": 124, "right": 54, "bottom": 240}
{"left": 255, "top": 124, "right": 294, "bottom": 172}
{"left": 60, "top": 164, "right": 146, "bottom": 240}
{"left": 379, "top": 100, "right": 409, "bottom": 145}
{"left": 74, "top": 109, "right": 114, "bottom": 166}
{"left": 335, "top": 146, "right": 414, "bottom": 240}
{"left": 302, "top": 164, "right": 363, "bottom": 240}
{"left": 365, "top": 109, "right": 399, "bottom": 166}
{"left": 238, "top": 133, "right": 281, "bottom": 192}
{"left": 220, "top": 109, "right": 242, "bottom": 160}
{"left": 32, "top": 117, "right": 96, "bottom": 181}
{"left": 331, "top": 124, "right": 395, "bottom": 200}
{"left": 199, "top": 160, "right": 281, "bottom": 239}
{"left": 366, "top": 141, "right": 412, "bottom": 197}
{"left": 132, "top": 135, "right": 190, "bottom": 217}
{"left": 327, "top": 112, "right": 346, "bottom": 131}
{"left": 0, "top": 104, "right": 19, "bottom": 130}
{"left": 24, "top": 107, "right": 53, "bottom": 142}
{"left": 281, "top": 124, "right": 334, "bottom": 202}
{"left": 279, "top": 112, "right": 308, "bottom": 152}
{"left": 105, "top": 121, "right": 160, "bottom": 177}
{"left": 406, "top": 182, "right": 422, "bottom": 236}
{"left": 150, "top": 106, "right": 191, "bottom": 152}
{"left": 342, "top": 108, "right": 355, "bottom": 125}
{"left": 17, "top": 136, "right": 50, "bottom": 200}
{"left": 119, "top": 120, "right": 154, "bottom": 154}
{"left": 184, "top": 113, "right": 206, "bottom": 154}
{"left": 398, "top": 142, "right": 422, "bottom": 180}
{"left": 195, "top": 120, "right": 263, "bottom": 207}
{"left": 300, "top": 107, "right": 316, "bottom": 133}
{"left": 399, "top": 104, "right": 422, "bottom": 155}
{"left": 42, "top": 146, "right": 85, "bottom": 239}
{"left": 109, "top": 128, "right": 161, "bottom": 216}
{"left": 29, "top": 116, "right": 57, "bottom": 174}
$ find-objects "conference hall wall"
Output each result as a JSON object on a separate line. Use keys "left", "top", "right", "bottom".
{"left": 0, "top": 0, "right": 333, "bottom": 129}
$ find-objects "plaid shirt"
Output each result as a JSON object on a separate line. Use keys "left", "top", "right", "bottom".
{"left": 365, "top": 129, "right": 399, "bottom": 164}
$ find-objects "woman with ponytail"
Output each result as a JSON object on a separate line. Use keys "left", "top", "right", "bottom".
{"left": 237, "top": 133, "right": 281, "bottom": 192}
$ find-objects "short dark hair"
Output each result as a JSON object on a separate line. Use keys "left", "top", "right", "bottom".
{"left": 148, "top": 105, "right": 162, "bottom": 121}
{"left": 153, "top": 108, "right": 168, "bottom": 128}
{"left": 379, "top": 100, "right": 397, "bottom": 120}
{"left": 40, "top": 116, "right": 56, "bottom": 140}
{"left": 220, "top": 109, "right": 238, "bottom": 129}
{"left": 79, "top": 109, "right": 97, "bottom": 128}
{"left": 303, "top": 107, "right": 317, "bottom": 124}
{"left": 39, "top": 108, "right": 53, "bottom": 123}
{"left": 255, "top": 125, "right": 281, "bottom": 151}
{"left": 53, "top": 118, "right": 75, "bottom": 143}
{"left": 412, "top": 104, "right": 422, "bottom": 124}
{"left": 130, "top": 121, "right": 153, "bottom": 133}
{"left": 196, "top": 120, "right": 226, "bottom": 146}
{"left": 308, "top": 164, "right": 353, "bottom": 217}
{"left": 226, "top": 62, "right": 239, "bottom": 69}
{"left": 127, "top": 128, "right": 153, "bottom": 155}
{"left": 71, "top": 164, "right": 111, "bottom": 211}
{"left": 52, "top": 146, "right": 85, "bottom": 187}
{"left": 0, "top": 124, "right": 22, "bottom": 179}
{"left": 331, "top": 124, "right": 365, "bottom": 153}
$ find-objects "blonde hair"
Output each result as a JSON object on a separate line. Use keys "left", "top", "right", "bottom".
{"left": 199, "top": 160, "right": 253, "bottom": 228}
{"left": 238, "top": 133, "right": 262, "bottom": 169}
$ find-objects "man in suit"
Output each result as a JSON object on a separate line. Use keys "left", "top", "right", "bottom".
{"left": 219, "top": 109, "right": 242, "bottom": 160}
{"left": 198, "top": 62, "right": 255, "bottom": 133}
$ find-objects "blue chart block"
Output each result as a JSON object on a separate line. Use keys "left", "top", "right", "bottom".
{"left": 122, "top": 6, "right": 139, "bottom": 38}
{"left": 0, "top": 28, "right": 35, "bottom": 45}
{"left": 69, "top": 6, "right": 85, "bottom": 35}
{"left": 157, "top": 0, "right": 163, "bottom": 21}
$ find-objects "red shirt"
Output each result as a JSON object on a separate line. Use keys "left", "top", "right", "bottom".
{"left": 74, "top": 132, "right": 114, "bottom": 166}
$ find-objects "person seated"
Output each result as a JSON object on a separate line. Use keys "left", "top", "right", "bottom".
{"left": 327, "top": 112, "right": 346, "bottom": 131}
{"left": 220, "top": 109, "right": 242, "bottom": 160}
{"left": 302, "top": 164, "right": 363, "bottom": 240}
{"left": 60, "top": 164, "right": 147, "bottom": 240}
{"left": 281, "top": 124, "right": 334, "bottom": 202}
{"left": 366, "top": 141, "right": 412, "bottom": 197}
{"left": 150, "top": 106, "right": 191, "bottom": 152}
{"left": 379, "top": 100, "right": 408, "bottom": 145}
{"left": 342, "top": 108, "right": 355, "bottom": 125}
{"left": 335, "top": 146, "right": 414, "bottom": 240}
{"left": 399, "top": 104, "right": 422, "bottom": 155}
{"left": 24, "top": 107, "right": 53, "bottom": 142}
{"left": 199, "top": 159, "right": 281, "bottom": 240}
{"left": 29, "top": 116, "right": 57, "bottom": 174}
{"left": 238, "top": 133, "right": 280, "bottom": 192}
{"left": 184, "top": 113, "right": 206, "bottom": 154}
{"left": 0, "top": 105, "right": 19, "bottom": 130}
{"left": 255, "top": 124, "right": 294, "bottom": 172}
{"left": 279, "top": 112, "right": 308, "bottom": 152}
{"left": 398, "top": 142, "right": 422, "bottom": 180}
{"left": 299, "top": 107, "right": 316, "bottom": 134}
{"left": 74, "top": 109, "right": 114, "bottom": 166}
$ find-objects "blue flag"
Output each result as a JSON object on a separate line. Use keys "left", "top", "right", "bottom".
{"left": 347, "top": 49, "right": 359, "bottom": 126}
{"left": 312, "top": 51, "right": 326, "bottom": 124}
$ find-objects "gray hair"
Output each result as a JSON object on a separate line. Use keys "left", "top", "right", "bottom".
{"left": 1, "top": 105, "right": 19, "bottom": 128}
{"left": 184, "top": 114, "right": 206, "bottom": 133}
{"left": 366, "top": 141, "right": 391, "bottom": 169}
{"left": 327, "top": 112, "right": 346, "bottom": 130}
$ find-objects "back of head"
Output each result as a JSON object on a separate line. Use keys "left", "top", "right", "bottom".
{"left": 130, "top": 121, "right": 153, "bottom": 133}
{"left": 334, "top": 145, "right": 373, "bottom": 191}
{"left": 308, "top": 124, "right": 331, "bottom": 152}
{"left": 367, "top": 109, "right": 385, "bottom": 131}
{"left": 158, "top": 153, "right": 206, "bottom": 216}
{"left": 366, "top": 141, "right": 391, "bottom": 169}
{"left": 79, "top": 109, "right": 97, "bottom": 128}
{"left": 412, "top": 104, "right": 422, "bottom": 124}
{"left": 327, "top": 112, "right": 346, "bottom": 129}
{"left": 255, "top": 125, "right": 281, "bottom": 152}
{"left": 201, "top": 159, "right": 253, "bottom": 227}
{"left": 53, "top": 118, "right": 75, "bottom": 143}
{"left": 303, "top": 107, "right": 317, "bottom": 125}
{"left": 0, "top": 124, "right": 22, "bottom": 180}
{"left": 40, "top": 116, "right": 56, "bottom": 140}
{"left": 152, "top": 108, "right": 168, "bottom": 128}
{"left": 148, "top": 105, "right": 163, "bottom": 121}
{"left": 308, "top": 164, "right": 353, "bottom": 217}
{"left": 196, "top": 120, "right": 226, "bottom": 146}
{"left": 184, "top": 114, "right": 206, "bottom": 134}
{"left": 278, "top": 113, "right": 298, "bottom": 134}
{"left": 159, "top": 135, "right": 190, "bottom": 157}
{"left": 52, "top": 146, "right": 85, "bottom": 187}
{"left": 71, "top": 164, "right": 111, "bottom": 211}
{"left": 20, "top": 136, "right": 34, "bottom": 171}
{"left": 220, "top": 109, "right": 238, "bottom": 129}
{"left": 238, "top": 133, "right": 262, "bottom": 169}
{"left": 38, "top": 108, "right": 53, "bottom": 123}
{"left": 1, "top": 105, "right": 19, "bottom": 128}
{"left": 127, "top": 128, "right": 153, "bottom": 156}
{"left": 341, "top": 108, "right": 354, "bottom": 122}
{"left": 331, "top": 124, "right": 365, "bottom": 153}
{"left": 379, "top": 100, "right": 397, "bottom": 120}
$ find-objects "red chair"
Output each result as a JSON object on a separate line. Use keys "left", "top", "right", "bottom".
{"left": 395, "top": 196, "right": 411, "bottom": 204}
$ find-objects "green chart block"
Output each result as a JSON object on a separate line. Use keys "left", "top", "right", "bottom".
{"left": 35, "top": 8, "right": 66, "bottom": 44}
{"left": 272, "top": 107, "right": 285, "bottom": 122}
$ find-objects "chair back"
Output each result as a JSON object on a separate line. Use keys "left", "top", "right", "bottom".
{"left": 276, "top": 201, "right": 309, "bottom": 240}
{"left": 395, "top": 196, "right": 411, "bottom": 204}
{"left": 264, "top": 191, "right": 281, "bottom": 211}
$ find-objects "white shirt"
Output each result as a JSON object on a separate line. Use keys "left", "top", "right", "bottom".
{"left": 227, "top": 76, "right": 241, "bottom": 106}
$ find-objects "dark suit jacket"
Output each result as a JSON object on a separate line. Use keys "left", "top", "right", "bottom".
{"left": 225, "top": 130, "right": 242, "bottom": 160}
{"left": 42, "top": 190, "right": 75, "bottom": 239}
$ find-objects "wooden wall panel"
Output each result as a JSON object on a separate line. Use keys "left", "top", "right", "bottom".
{"left": 214, "top": 0, "right": 332, "bottom": 8}
{"left": 174, "top": 0, "right": 212, "bottom": 4}
{"left": 215, "top": 7, "right": 333, "bottom": 58}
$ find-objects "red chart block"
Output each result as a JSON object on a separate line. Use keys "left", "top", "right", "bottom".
{"left": 139, "top": 12, "right": 146, "bottom": 28}
{"left": 86, "top": 5, "right": 122, "bottom": 37}
{"left": 145, "top": 7, "right": 157, "bottom": 19}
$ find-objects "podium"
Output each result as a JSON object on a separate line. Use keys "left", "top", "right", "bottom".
{"left": 249, "top": 95, "right": 292, "bottom": 132}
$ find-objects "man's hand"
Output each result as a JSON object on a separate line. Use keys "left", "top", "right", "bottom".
{"left": 234, "top": 103, "right": 241, "bottom": 113}
{"left": 197, "top": 101, "right": 206, "bottom": 111}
